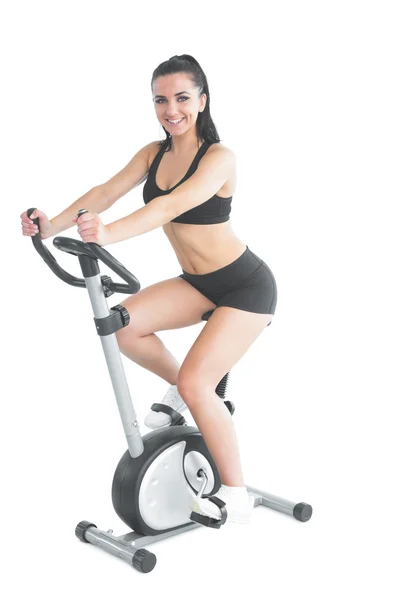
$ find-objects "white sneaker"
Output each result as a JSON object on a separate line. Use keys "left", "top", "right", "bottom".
{"left": 144, "top": 384, "right": 188, "bottom": 429}
{"left": 191, "top": 485, "right": 255, "bottom": 525}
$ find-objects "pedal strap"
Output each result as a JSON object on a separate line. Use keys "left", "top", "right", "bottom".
{"left": 150, "top": 403, "right": 187, "bottom": 426}
{"left": 190, "top": 496, "right": 228, "bottom": 529}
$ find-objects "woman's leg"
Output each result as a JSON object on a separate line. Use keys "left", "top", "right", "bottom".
{"left": 116, "top": 276, "right": 216, "bottom": 382}
{"left": 178, "top": 306, "right": 273, "bottom": 487}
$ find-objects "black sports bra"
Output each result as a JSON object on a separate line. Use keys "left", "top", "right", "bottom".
{"left": 143, "top": 140, "right": 232, "bottom": 225}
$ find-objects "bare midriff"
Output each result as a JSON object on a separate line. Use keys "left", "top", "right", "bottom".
{"left": 162, "top": 220, "right": 247, "bottom": 275}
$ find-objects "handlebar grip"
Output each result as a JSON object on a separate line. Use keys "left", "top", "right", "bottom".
{"left": 27, "top": 207, "right": 42, "bottom": 252}
{"left": 26, "top": 207, "right": 86, "bottom": 288}
{"left": 27, "top": 207, "right": 39, "bottom": 228}
{"left": 27, "top": 206, "right": 53, "bottom": 261}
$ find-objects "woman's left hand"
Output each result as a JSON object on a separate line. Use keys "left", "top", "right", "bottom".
{"left": 73, "top": 212, "right": 110, "bottom": 246}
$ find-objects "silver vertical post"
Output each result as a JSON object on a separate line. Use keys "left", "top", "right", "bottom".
{"left": 84, "top": 274, "right": 144, "bottom": 457}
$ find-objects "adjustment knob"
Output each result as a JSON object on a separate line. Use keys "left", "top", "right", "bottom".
{"left": 114, "top": 304, "right": 130, "bottom": 327}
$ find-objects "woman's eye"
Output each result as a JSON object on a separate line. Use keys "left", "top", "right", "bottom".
{"left": 155, "top": 97, "right": 188, "bottom": 104}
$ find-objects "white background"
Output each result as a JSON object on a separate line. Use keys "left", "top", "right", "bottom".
{"left": 2, "top": 0, "right": 399, "bottom": 597}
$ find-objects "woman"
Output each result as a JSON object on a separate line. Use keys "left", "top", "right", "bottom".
{"left": 21, "top": 54, "right": 277, "bottom": 525}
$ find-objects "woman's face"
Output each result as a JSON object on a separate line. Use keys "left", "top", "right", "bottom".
{"left": 152, "top": 73, "right": 206, "bottom": 137}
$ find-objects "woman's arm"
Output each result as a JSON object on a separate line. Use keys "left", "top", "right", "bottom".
{"left": 76, "top": 194, "right": 176, "bottom": 245}
{"left": 105, "top": 196, "right": 176, "bottom": 244}
{"left": 47, "top": 141, "right": 155, "bottom": 237}
{"left": 48, "top": 185, "right": 110, "bottom": 237}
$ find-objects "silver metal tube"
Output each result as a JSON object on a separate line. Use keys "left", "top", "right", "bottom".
{"left": 85, "top": 275, "right": 144, "bottom": 457}
{"left": 246, "top": 485, "right": 296, "bottom": 516}
{"left": 84, "top": 528, "right": 135, "bottom": 564}
{"left": 120, "top": 522, "right": 200, "bottom": 547}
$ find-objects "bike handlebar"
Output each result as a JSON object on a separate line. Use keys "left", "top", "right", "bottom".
{"left": 27, "top": 208, "right": 141, "bottom": 294}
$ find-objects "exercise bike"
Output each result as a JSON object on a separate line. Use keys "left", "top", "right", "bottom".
{"left": 28, "top": 208, "right": 312, "bottom": 574}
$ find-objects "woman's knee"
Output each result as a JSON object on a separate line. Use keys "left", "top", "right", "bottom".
{"left": 115, "top": 294, "right": 153, "bottom": 344}
{"left": 177, "top": 370, "right": 214, "bottom": 406}
{"left": 115, "top": 316, "right": 143, "bottom": 351}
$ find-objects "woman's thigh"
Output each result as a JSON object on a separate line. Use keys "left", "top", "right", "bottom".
{"left": 119, "top": 277, "right": 217, "bottom": 337}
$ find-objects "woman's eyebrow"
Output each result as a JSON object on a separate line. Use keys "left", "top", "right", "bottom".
{"left": 153, "top": 91, "right": 192, "bottom": 99}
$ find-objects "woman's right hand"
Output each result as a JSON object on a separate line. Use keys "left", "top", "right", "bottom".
{"left": 20, "top": 209, "right": 53, "bottom": 239}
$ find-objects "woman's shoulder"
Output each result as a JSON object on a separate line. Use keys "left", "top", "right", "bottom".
{"left": 209, "top": 143, "right": 236, "bottom": 172}
{"left": 148, "top": 139, "right": 165, "bottom": 153}
{"left": 208, "top": 141, "right": 235, "bottom": 159}
{"left": 146, "top": 139, "right": 165, "bottom": 168}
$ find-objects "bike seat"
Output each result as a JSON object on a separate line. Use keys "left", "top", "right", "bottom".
{"left": 201, "top": 310, "right": 215, "bottom": 321}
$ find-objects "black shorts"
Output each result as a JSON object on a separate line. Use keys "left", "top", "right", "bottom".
{"left": 178, "top": 246, "right": 277, "bottom": 315}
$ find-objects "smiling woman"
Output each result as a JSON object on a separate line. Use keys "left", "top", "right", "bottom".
{"left": 20, "top": 53, "right": 278, "bottom": 526}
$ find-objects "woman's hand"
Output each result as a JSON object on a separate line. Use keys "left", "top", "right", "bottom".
{"left": 73, "top": 212, "right": 110, "bottom": 246}
{"left": 20, "top": 209, "right": 53, "bottom": 239}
